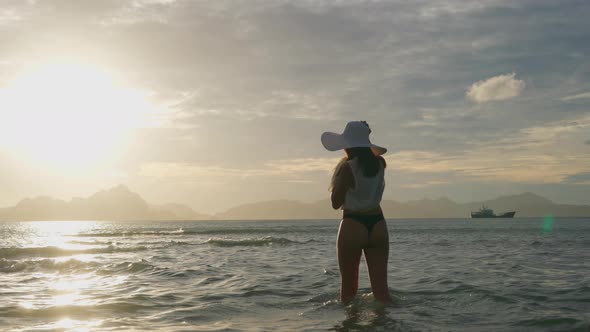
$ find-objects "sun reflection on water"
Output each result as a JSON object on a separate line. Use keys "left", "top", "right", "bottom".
{"left": 21, "top": 221, "right": 101, "bottom": 249}
{"left": 10, "top": 220, "right": 130, "bottom": 331}
{"left": 50, "top": 273, "right": 98, "bottom": 307}
{"left": 17, "top": 272, "right": 130, "bottom": 310}
{"left": 38, "top": 318, "right": 103, "bottom": 332}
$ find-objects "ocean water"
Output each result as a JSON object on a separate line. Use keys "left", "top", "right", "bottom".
{"left": 0, "top": 218, "right": 589, "bottom": 332}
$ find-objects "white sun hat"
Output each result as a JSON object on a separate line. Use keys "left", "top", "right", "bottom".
{"left": 321, "top": 121, "right": 387, "bottom": 156}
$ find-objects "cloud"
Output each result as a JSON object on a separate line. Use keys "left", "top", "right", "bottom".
{"left": 520, "top": 115, "right": 590, "bottom": 143}
{"left": 384, "top": 149, "right": 589, "bottom": 184}
{"left": 400, "top": 180, "right": 449, "bottom": 189}
{"left": 466, "top": 73, "right": 525, "bottom": 103}
{"left": 2, "top": 0, "right": 590, "bottom": 211}
{"left": 139, "top": 163, "right": 265, "bottom": 179}
{"left": 562, "top": 172, "right": 590, "bottom": 185}
{"left": 561, "top": 92, "right": 590, "bottom": 101}
{"left": 264, "top": 157, "right": 340, "bottom": 174}
{"left": 137, "top": 112, "right": 590, "bottom": 187}
{"left": 0, "top": 7, "right": 21, "bottom": 24}
{"left": 383, "top": 114, "right": 590, "bottom": 183}
{"left": 138, "top": 157, "right": 339, "bottom": 179}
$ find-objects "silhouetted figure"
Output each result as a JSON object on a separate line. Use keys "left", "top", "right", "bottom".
{"left": 321, "top": 121, "right": 392, "bottom": 303}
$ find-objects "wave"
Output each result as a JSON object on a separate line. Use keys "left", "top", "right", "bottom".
{"left": 0, "top": 257, "right": 179, "bottom": 276}
{"left": 71, "top": 228, "right": 188, "bottom": 237}
{"left": 0, "top": 258, "right": 99, "bottom": 273}
{"left": 514, "top": 317, "right": 588, "bottom": 329}
{"left": 405, "top": 278, "right": 518, "bottom": 303}
{"left": 139, "top": 240, "right": 193, "bottom": 247}
{"left": 104, "top": 260, "right": 155, "bottom": 274}
{"left": 203, "top": 236, "right": 308, "bottom": 247}
{"left": 0, "top": 245, "right": 148, "bottom": 259}
{"left": 70, "top": 226, "right": 334, "bottom": 238}
{"left": 1, "top": 236, "right": 305, "bottom": 261}
{"left": 0, "top": 258, "right": 151, "bottom": 274}
{"left": 67, "top": 239, "right": 114, "bottom": 245}
{"left": 0, "top": 302, "right": 156, "bottom": 319}
{"left": 193, "top": 227, "right": 333, "bottom": 235}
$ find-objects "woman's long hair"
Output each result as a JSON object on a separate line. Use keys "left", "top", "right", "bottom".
{"left": 345, "top": 147, "right": 386, "bottom": 177}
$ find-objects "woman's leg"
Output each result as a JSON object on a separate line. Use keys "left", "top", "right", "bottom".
{"left": 337, "top": 219, "right": 367, "bottom": 303}
{"left": 364, "top": 220, "right": 392, "bottom": 303}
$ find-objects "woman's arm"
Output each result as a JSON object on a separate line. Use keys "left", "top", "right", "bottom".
{"left": 331, "top": 162, "right": 354, "bottom": 209}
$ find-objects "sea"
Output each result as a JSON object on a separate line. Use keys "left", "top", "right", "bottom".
{"left": 0, "top": 218, "right": 588, "bottom": 332}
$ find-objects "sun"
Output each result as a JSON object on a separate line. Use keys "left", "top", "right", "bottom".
{"left": 0, "top": 61, "right": 160, "bottom": 169}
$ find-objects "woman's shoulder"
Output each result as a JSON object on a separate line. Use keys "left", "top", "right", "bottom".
{"left": 334, "top": 157, "right": 350, "bottom": 171}
{"left": 331, "top": 158, "right": 355, "bottom": 192}
{"left": 337, "top": 159, "right": 353, "bottom": 176}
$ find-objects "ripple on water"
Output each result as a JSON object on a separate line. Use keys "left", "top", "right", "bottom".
{"left": 1, "top": 219, "right": 589, "bottom": 331}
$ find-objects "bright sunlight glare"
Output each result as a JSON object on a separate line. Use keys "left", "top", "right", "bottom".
{"left": 0, "top": 62, "right": 161, "bottom": 169}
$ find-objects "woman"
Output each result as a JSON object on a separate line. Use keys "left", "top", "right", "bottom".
{"left": 321, "top": 121, "right": 392, "bottom": 303}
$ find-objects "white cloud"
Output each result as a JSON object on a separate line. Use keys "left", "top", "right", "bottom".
{"left": 139, "top": 163, "right": 265, "bottom": 179}
{"left": 1, "top": 0, "right": 589, "bottom": 209}
{"left": 0, "top": 8, "right": 21, "bottom": 24}
{"left": 419, "top": 2, "right": 496, "bottom": 18}
{"left": 562, "top": 172, "right": 590, "bottom": 185}
{"left": 384, "top": 114, "right": 590, "bottom": 183}
{"left": 520, "top": 115, "right": 590, "bottom": 142}
{"left": 401, "top": 180, "right": 450, "bottom": 188}
{"left": 561, "top": 91, "right": 590, "bottom": 101}
{"left": 264, "top": 157, "right": 340, "bottom": 174}
{"left": 141, "top": 109, "right": 590, "bottom": 186}
{"left": 466, "top": 73, "right": 525, "bottom": 103}
{"left": 384, "top": 149, "right": 589, "bottom": 184}
{"left": 138, "top": 157, "right": 339, "bottom": 179}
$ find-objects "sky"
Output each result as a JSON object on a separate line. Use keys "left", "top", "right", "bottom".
{"left": 0, "top": 0, "right": 589, "bottom": 214}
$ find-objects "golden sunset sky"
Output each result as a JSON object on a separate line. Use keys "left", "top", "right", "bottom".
{"left": 1, "top": 0, "right": 589, "bottom": 213}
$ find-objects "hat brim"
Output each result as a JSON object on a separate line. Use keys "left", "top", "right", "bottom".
{"left": 321, "top": 132, "right": 387, "bottom": 156}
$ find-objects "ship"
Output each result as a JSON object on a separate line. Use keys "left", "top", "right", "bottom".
{"left": 471, "top": 205, "right": 516, "bottom": 218}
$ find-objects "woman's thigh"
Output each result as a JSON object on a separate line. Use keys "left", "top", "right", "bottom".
{"left": 337, "top": 219, "right": 367, "bottom": 282}
{"left": 363, "top": 220, "right": 390, "bottom": 265}
{"left": 367, "top": 219, "right": 389, "bottom": 248}
{"left": 363, "top": 220, "right": 391, "bottom": 301}
{"left": 363, "top": 220, "right": 390, "bottom": 279}
{"left": 337, "top": 218, "right": 369, "bottom": 252}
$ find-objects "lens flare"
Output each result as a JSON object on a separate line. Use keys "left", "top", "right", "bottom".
{"left": 543, "top": 214, "right": 555, "bottom": 234}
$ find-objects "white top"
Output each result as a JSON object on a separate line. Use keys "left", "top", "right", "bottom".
{"left": 342, "top": 158, "right": 385, "bottom": 212}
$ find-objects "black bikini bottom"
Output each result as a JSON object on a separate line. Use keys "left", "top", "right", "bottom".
{"left": 343, "top": 213, "right": 385, "bottom": 235}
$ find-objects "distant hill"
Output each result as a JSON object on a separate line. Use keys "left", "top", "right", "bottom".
{"left": 0, "top": 185, "right": 212, "bottom": 221}
{"left": 215, "top": 199, "right": 340, "bottom": 220}
{"left": 1, "top": 186, "right": 589, "bottom": 221}
{"left": 217, "top": 193, "right": 590, "bottom": 219}
{"left": 462, "top": 192, "right": 590, "bottom": 217}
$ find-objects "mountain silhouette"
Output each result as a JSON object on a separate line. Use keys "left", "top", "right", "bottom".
{"left": 215, "top": 199, "right": 340, "bottom": 220}
{"left": 0, "top": 185, "right": 210, "bottom": 221}
{"left": 1, "top": 186, "right": 589, "bottom": 221}
{"left": 217, "top": 193, "right": 590, "bottom": 219}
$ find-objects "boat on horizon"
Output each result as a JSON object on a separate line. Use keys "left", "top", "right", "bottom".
{"left": 471, "top": 205, "right": 516, "bottom": 218}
